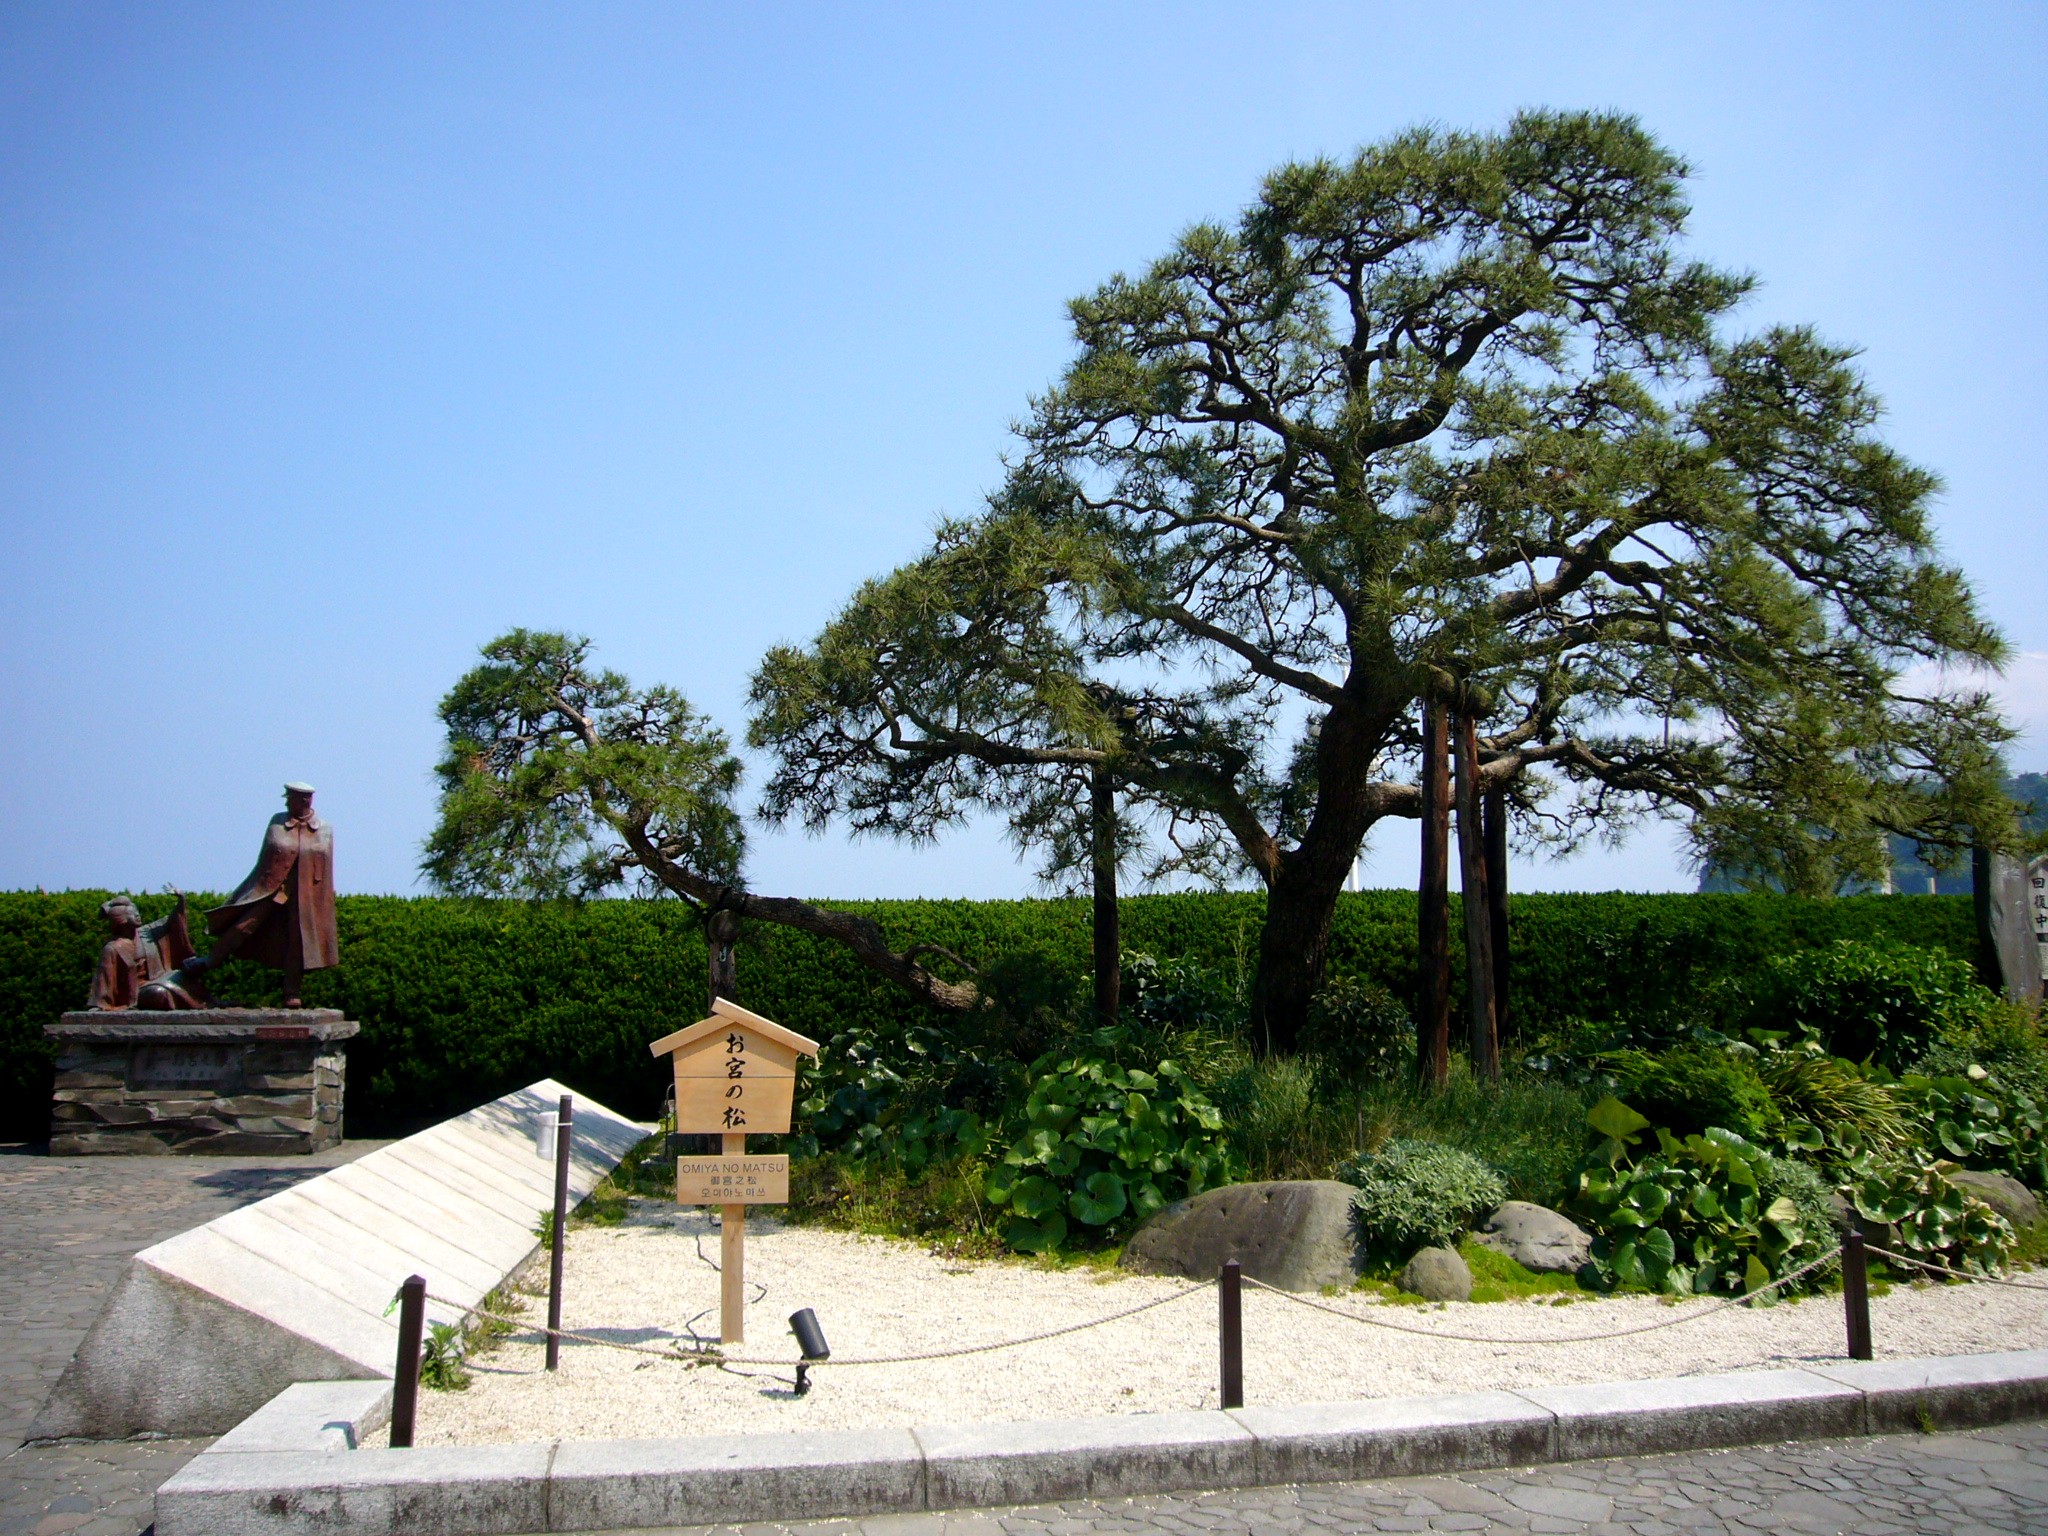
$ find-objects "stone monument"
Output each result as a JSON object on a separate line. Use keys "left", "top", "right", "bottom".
{"left": 46, "top": 784, "right": 358, "bottom": 1155}
{"left": 1975, "top": 846, "right": 2044, "bottom": 1008}
{"left": 2033, "top": 853, "right": 2048, "bottom": 987}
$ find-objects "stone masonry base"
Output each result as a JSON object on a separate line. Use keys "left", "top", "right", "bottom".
{"left": 46, "top": 1011, "right": 359, "bottom": 1155}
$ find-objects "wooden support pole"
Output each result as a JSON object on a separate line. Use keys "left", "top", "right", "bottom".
{"left": 1843, "top": 1226, "right": 1872, "bottom": 1361}
{"left": 1483, "top": 785, "right": 1511, "bottom": 1047}
{"left": 1218, "top": 1260, "right": 1243, "bottom": 1410}
{"left": 1091, "top": 766, "right": 1121, "bottom": 1028}
{"left": 546, "top": 1094, "right": 572, "bottom": 1371}
{"left": 722, "top": 1130, "right": 746, "bottom": 1344}
{"left": 1451, "top": 712, "right": 1499, "bottom": 1081}
{"left": 389, "top": 1273, "right": 425, "bottom": 1448}
{"left": 1417, "top": 700, "right": 1452, "bottom": 1088}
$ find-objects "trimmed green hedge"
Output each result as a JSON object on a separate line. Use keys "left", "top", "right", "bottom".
{"left": 0, "top": 889, "right": 1975, "bottom": 1141}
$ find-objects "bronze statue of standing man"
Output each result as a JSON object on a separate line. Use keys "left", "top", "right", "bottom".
{"left": 186, "top": 783, "right": 339, "bottom": 1007}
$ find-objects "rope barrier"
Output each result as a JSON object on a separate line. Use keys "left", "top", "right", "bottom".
{"left": 1863, "top": 1245, "right": 2048, "bottom": 1293}
{"left": 424, "top": 1277, "right": 1216, "bottom": 1369}
{"left": 428, "top": 1243, "right": 1844, "bottom": 1370}
{"left": 1242, "top": 1245, "right": 1847, "bottom": 1345}
{"left": 411, "top": 1236, "right": 2041, "bottom": 1385}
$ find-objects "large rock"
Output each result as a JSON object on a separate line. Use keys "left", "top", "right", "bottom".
{"left": 1398, "top": 1245, "right": 1471, "bottom": 1301}
{"left": 29, "top": 1078, "right": 645, "bottom": 1439}
{"left": 1121, "top": 1180, "right": 1359, "bottom": 1291}
{"left": 1949, "top": 1170, "right": 2043, "bottom": 1232}
{"left": 1474, "top": 1201, "right": 1592, "bottom": 1274}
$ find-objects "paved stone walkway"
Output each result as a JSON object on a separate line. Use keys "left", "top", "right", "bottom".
{"left": 669, "top": 1420, "right": 2048, "bottom": 1536}
{"left": 0, "top": 1138, "right": 383, "bottom": 1535}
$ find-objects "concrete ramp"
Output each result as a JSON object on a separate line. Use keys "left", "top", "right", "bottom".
{"left": 31, "top": 1079, "right": 646, "bottom": 1440}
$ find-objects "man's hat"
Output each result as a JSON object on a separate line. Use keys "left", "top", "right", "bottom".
{"left": 284, "top": 782, "right": 316, "bottom": 794}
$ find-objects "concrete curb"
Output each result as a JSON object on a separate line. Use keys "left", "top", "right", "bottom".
{"left": 155, "top": 1349, "right": 2048, "bottom": 1536}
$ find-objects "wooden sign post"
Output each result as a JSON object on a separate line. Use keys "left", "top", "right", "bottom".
{"left": 649, "top": 997, "right": 820, "bottom": 1345}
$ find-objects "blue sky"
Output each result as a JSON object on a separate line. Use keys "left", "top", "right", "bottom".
{"left": 2, "top": 3, "right": 2041, "bottom": 900}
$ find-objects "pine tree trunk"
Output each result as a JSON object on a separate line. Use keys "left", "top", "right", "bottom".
{"left": 1483, "top": 785, "right": 1510, "bottom": 1048}
{"left": 1249, "top": 866, "right": 1338, "bottom": 1056}
{"left": 1091, "top": 767, "right": 1121, "bottom": 1028}
{"left": 1452, "top": 713, "right": 1499, "bottom": 1080}
{"left": 1246, "top": 694, "right": 1394, "bottom": 1055}
{"left": 707, "top": 908, "right": 739, "bottom": 1004}
{"left": 1417, "top": 700, "right": 1452, "bottom": 1087}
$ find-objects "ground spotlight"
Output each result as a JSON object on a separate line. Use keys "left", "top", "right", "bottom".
{"left": 789, "top": 1307, "right": 829, "bottom": 1396}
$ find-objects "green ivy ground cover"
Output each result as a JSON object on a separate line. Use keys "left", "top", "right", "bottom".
{"left": 0, "top": 889, "right": 1973, "bottom": 1142}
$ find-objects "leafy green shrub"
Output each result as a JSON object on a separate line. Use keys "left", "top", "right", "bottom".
{"left": 1755, "top": 1151, "right": 1840, "bottom": 1255}
{"left": 1339, "top": 1138, "right": 1507, "bottom": 1255}
{"left": 1752, "top": 939, "right": 1995, "bottom": 1068}
{"left": 1913, "top": 1002, "right": 2048, "bottom": 1109}
{"left": 1891, "top": 1068, "right": 2048, "bottom": 1189}
{"left": 785, "top": 1147, "right": 1003, "bottom": 1253}
{"left": 794, "top": 1006, "right": 1007, "bottom": 1175}
{"left": 1903, "top": 1005, "right": 2048, "bottom": 1189}
{"left": 1122, "top": 953, "right": 1243, "bottom": 1039}
{"left": 1570, "top": 1097, "right": 1832, "bottom": 1295}
{"left": 1597, "top": 1046, "right": 1777, "bottom": 1139}
{"left": 420, "top": 1321, "right": 472, "bottom": 1391}
{"left": 1847, "top": 1155, "right": 2017, "bottom": 1274}
{"left": 1300, "top": 977, "right": 1415, "bottom": 1087}
{"left": 1756, "top": 1046, "right": 1912, "bottom": 1165}
{"left": 983, "top": 1041, "right": 1239, "bottom": 1252}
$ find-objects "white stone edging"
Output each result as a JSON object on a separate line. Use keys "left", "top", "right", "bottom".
{"left": 155, "top": 1348, "right": 2048, "bottom": 1535}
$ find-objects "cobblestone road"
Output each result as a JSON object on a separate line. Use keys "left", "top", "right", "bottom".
{"left": 0, "top": 1138, "right": 382, "bottom": 1535}
{"left": 682, "top": 1420, "right": 2048, "bottom": 1536}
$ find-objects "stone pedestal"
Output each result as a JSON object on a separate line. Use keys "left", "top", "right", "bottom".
{"left": 44, "top": 1010, "right": 359, "bottom": 1155}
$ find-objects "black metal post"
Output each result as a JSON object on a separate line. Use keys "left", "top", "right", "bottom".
{"left": 547, "top": 1093, "right": 573, "bottom": 1372}
{"left": 390, "top": 1274, "right": 425, "bottom": 1448}
{"left": 1219, "top": 1259, "right": 1243, "bottom": 1410}
{"left": 1843, "top": 1225, "right": 1872, "bottom": 1361}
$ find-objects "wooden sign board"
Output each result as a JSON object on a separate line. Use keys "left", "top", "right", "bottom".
{"left": 673, "top": 1154, "right": 789, "bottom": 1205}
{"left": 648, "top": 998, "right": 820, "bottom": 1346}
{"left": 649, "top": 998, "right": 821, "bottom": 1137}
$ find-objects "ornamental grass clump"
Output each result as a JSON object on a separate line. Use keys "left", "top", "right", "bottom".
{"left": 1338, "top": 1138, "right": 1507, "bottom": 1256}
{"left": 1756, "top": 1045, "right": 1912, "bottom": 1165}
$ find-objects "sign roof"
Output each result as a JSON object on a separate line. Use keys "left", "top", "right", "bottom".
{"left": 647, "top": 998, "right": 821, "bottom": 1061}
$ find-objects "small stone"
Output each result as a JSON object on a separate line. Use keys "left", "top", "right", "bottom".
{"left": 1397, "top": 1245, "right": 1471, "bottom": 1301}
{"left": 1474, "top": 1201, "right": 1593, "bottom": 1273}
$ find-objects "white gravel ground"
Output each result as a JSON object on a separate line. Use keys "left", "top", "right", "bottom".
{"left": 417, "top": 1198, "right": 2048, "bottom": 1447}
